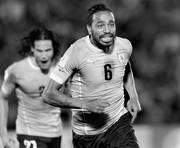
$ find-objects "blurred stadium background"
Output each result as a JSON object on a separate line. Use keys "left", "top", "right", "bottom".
{"left": 1, "top": 0, "right": 180, "bottom": 147}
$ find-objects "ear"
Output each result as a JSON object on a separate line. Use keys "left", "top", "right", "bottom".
{"left": 86, "top": 25, "right": 91, "bottom": 35}
{"left": 31, "top": 46, "right": 34, "bottom": 53}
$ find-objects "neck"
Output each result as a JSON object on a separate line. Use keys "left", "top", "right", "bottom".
{"left": 41, "top": 69, "right": 49, "bottom": 74}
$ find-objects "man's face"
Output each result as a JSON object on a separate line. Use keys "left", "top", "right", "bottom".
{"left": 88, "top": 11, "right": 116, "bottom": 48}
{"left": 31, "top": 40, "right": 54, "bottom": 71}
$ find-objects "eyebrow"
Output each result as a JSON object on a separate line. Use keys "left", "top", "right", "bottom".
{"left": 96, "top": 20, "right": 115, "bottom": 24}
{"left": 36, "top": 48, "right": 52, "bottom": 51}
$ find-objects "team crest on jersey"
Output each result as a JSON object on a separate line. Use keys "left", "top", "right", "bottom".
{"left": 118, "top": 53, "right": 126, "bottom": 63}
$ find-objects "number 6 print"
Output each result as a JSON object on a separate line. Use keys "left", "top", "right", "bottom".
{"left": 104, "top": 64, "right": 112, "bottom": 80}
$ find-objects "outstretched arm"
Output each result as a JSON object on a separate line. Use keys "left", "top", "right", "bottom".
{"left": 124, "top": 62, "right": 141, "bottom": 123}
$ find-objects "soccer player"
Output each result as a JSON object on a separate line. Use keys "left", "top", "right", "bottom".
{"left": 43, "top": 4, "right": 141, "bottom": 148}
{"left": 0, "top": 28, "right": 63, "bottom": 148}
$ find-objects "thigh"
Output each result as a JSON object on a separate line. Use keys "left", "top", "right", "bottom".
{"left": 73, "top": 133, "right": 91, "bottom": 148}
{"left": 47, "top": 136, "right": 61, "bottom": 148}
{"left": 17, "top": 134, "right": 48, "bottom": 148}
{"left": 73, "top": 113, "right": 140, "bottom": 148}
{"left": 104, "top": 112, "right": 140, "bottom": 148}
{"left": 73, "top": 132, "right": 104, "bottom": 148}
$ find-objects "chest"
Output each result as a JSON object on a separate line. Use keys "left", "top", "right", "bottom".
{"left": 79, "top": 49, "right": 129, "bottom": 83}
{"left": 15, "top": 69, "right": 50, "bottom": 95}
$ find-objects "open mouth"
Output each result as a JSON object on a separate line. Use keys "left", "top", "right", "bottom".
{"left": 100, "top": 34, "right": 114, "bottom": 43}
{"left": 102, "top": 37, "right": 112, "bottom": 42}
{"left": 101, "top": 37, "right": 113, "bottom": 44}
{"left": 41, "top": 60, "right": 48, "bottom": 64}
{"left": 39, "top": 60, "right": 50, "bottom": 68}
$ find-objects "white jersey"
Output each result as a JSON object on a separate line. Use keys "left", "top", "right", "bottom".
{"left": 50, "top": 36, "right": 132, "bottom": 135}
{"left": 1, "top": 57, "right": 62, "bottom": 137}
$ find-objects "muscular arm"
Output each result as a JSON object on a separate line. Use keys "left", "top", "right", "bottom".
{"left": 0, "top": 76, "right": 15, "bottom": 147}
{"left": 43, "top": 79, "right": 110, "bottom": 112}
{"left": 0, "top": 91, "right": 9, "bottom": 135}
{"left": 124, "top": 62, "right": 141, "bottom": 122}
{"left": 43, "top": 79, "right": 82, "bottom": 108}
{"left": 124, "top": 62, "right": 141, "bottom": 108}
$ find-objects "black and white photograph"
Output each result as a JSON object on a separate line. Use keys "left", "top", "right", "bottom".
{"left": 0, "top": 0, "right": 180, "bottom": 148}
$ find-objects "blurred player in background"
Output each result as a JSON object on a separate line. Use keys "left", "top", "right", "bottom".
{"left": 43, "top": 3, "right": 141, "bottom": 148}
{"left": 0, "top": 28, "right": 64, "bottom": 148}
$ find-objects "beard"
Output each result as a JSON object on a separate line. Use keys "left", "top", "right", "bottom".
{"left": 90, "top": 33, "right": 115, "bottom": 53}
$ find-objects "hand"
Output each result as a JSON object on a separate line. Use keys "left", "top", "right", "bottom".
{"left": 126, "top": 98, "right": 141, "bottom": 123}
{"left": 1, "top": 131, "right": 15, "bottom": 148}
{"left": 81, "top": 99, "right": 110, "bottom": 113}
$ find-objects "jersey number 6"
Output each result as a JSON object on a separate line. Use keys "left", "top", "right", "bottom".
{"left": 104, "top": 64, "right": 112, "bottom": 80}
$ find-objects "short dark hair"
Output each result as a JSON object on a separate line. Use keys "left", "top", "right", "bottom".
{"left": 87, "top": 4, "right": 113, "bottom": 26}
{"left": 18, "top": 28, "right": 60, "bottom": 60}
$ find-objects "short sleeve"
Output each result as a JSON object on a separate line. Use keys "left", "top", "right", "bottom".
{"left": 50, "top": 44, "right": 79, "bottom": 84}
{"left": 124, "top": 39, "right": 133, "bottom": 58}
{"left": 1, "top": 64, "right": 16, "bottom": 96}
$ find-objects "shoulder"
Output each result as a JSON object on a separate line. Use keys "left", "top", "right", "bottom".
{"left": 70, "top": 36, "right": 89, "bottom": 52}
{"left": 3, "top": 63, "right": 17, "bottom": 83}
{"left": 116, "top": 37, "right": 132, "bottom": 49}
{"left": 63, "top": 36, "right": 88, "bottom": 59}
{"left": 5, "top": 58, "right": 28, "bottom": 75}
{"left": 115, "top": 37, "right": 133, "bottom": 55}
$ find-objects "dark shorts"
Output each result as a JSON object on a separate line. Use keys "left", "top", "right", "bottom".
{"left": 17, "top": 134, "right": 61, "bottom": 148}
{"left": 73, "top": 112, "right": 139, "bottom": 148}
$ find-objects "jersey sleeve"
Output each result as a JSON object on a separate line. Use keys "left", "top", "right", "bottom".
{"left": 124, "top": 39, "right": 133, "bottom": 58}
{"left": 1, "top": 64, "right": 16, "bottom": 96}
{"left": 50, "top": 44, "right": 79, "bottom": 84}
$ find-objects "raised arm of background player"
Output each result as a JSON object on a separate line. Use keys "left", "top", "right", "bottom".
{"left": 43, "top": 79, "right": 110, "bottom": 113}
{"left": 0, "top": 71, "right": 16, "bottom": 148}
{"left": 124, "top": 62, "right": 141, "bottom": 123}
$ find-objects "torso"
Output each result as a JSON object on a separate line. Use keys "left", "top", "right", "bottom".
{"left": 71, "top": 36, "right": 129, "bottom": 135}
{"left": 6, "top": 57, "right": 62, "bottom": 137}
{"left": 51, "top": 36, "right": 132, "bottom": 135}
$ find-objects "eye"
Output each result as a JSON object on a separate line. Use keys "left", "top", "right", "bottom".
{"left": 96, "top": 23, "right": 105, "bottom": 28}
{"left": 109, "top": 23, "right": 115, "bottom": 27}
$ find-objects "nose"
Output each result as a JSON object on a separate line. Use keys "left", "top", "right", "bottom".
{"left": 41, "top": 52, "right": 48, "bottom": 59}
{"left": 104, "top": 25, "right": 110, "bottom": 33}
